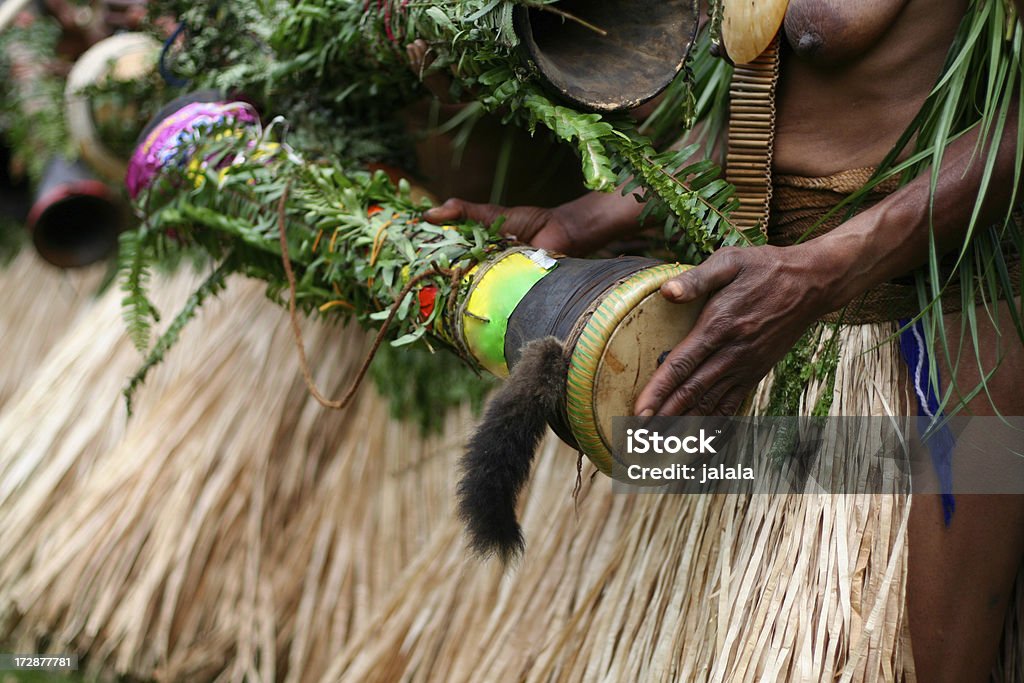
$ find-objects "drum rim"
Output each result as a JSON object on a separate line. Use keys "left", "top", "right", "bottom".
{"left": 65, "top": 32, "right": 161, "bottom": 182}
{"left": 565, "top": 262, "right": 688, "bottom": 473}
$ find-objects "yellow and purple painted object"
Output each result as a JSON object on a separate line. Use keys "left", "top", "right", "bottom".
{"left": 126, "top": 97, "right": 260, "bottom": 199}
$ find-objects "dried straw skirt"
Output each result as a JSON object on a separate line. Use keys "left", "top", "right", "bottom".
{"left": 0, "top": 274, "right": 920, "bottom": 681}
{"left": 314, "top": 321, "right": 917, "bottom": 683}
{"left": 0, "top": 269, "right": 465, "bottom": 681}
{"left": 0, "top": 250, "right": 104, "bottom": 410}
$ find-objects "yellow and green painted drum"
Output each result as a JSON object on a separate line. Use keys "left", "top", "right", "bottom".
{"left": 460, "top": 248, "right": 556, "bottom": 377}
{"left": 459, "top": 249, "right": 702, "bottom": 476}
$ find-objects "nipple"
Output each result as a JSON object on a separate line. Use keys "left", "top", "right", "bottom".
{"left": 793, "top": 30, "right": 824, "bottom": 57}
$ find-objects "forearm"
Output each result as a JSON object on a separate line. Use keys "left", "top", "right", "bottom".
{"left": 808, "top": 113, "right": 1020, "bottom": 311}
{"left": 556, "top": 186, "right": 648, "bottom": 245}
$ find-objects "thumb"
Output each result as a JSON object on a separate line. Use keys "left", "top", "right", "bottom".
{"left": 423, "top": 198, "right": 508, "bottom": 227}
{"left": 661, "top": 250, "right": 742, "bottom": 303}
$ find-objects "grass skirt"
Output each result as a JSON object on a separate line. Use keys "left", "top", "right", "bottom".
{"left": 1, "top": 271, "right": 1019, "bottom": 680}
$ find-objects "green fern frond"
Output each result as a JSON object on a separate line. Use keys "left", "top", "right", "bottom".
{"left": 123, "top": 258, "right": 235, "bottom": 415}
{"left": 118, "top": 229, "right": 161, "bottom": 354}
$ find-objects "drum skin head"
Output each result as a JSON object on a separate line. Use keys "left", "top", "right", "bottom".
{"left": 565, "top": 263, "right": 704, "bottom": 473}
{"left": 593, "top": 290, "right": 703, "bottom": 459}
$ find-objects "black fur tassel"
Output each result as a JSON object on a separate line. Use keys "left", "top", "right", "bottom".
{"left": 457, "top": 337, "right": 567, "bottom": 564}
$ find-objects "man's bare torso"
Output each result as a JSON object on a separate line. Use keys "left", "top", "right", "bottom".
{"left": 774, "top": 0, "right": 969, "bottom": 176}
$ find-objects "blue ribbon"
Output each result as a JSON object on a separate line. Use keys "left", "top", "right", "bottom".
{"left": 897, "top": 317, "right": 956, "bottom": 525}
{"left": 159, "top": 22, "right": 191, "bottom": 88}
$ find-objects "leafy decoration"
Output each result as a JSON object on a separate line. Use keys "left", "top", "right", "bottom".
{"left": 82, "top": 67, "right": 179, "bottom": 161}
{"left": 0, "top": 15, "right": 71, "bottom": 184}
{"left": 123, "top": 257, "right": 234, "bottom": 413}
{"left": 119, "top": 227, "right": 162, "bottom": 353}
{"left": 118, "top": 1, "right": 742, "bottom": 420}
{"left": 145, "top": 0, "right": 740, "bottom": 257}
{"left": 123, "top": 115, "right": 507, "bottom": 403}
{"left": 370, "top": 343, "right": 497, "bottom": 433}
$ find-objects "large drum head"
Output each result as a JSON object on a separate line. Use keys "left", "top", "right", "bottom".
{"left": 513, "top": 0, "right": 699, "bottom": 112}
{"left": 594, "top": 289, "right": 703, "bottom": 450}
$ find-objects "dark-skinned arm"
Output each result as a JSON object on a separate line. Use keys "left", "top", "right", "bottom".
{"left": 423, "top": 186, "right": 647, "bottom": 255}
{"left": 633, "top": 108, "right": 1020, "bottom": 417}
{"left": 423, "top": 118, "right": 721, "bottom": 254}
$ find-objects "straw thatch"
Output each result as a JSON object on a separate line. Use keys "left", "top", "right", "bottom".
{"left": 2, "top": 277, "right": 1018, "bottom": 681}
{"left": 312, "top": 321, "right": 917, "bottom": 683}
{"left": 0, "top": 251, "right": 104, "bottom": 409}
{"left": 0, "top": 268, "right": 465, "bottom": 681}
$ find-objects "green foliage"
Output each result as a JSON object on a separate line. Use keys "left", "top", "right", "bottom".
{"left": 121, "top": 0, "right": 1024, "bottom": 425}
{"left": 83, "top": 67, "right": 179, "bottom": 161}
{"left": 640, "top": 25, "right": 732, "bottom": 153}
{"left": 0, "top": 16, "right": 71, "bottom": 184}
{"left": 0, "top": 215, "right": 26, "bottom": 265}
{"left": 123, "top": 116, "right": 504, "bottom": 399}
{"left": 148, "top": 0, "right": 419, "bottom": 164}
{"left": 145, "top": 0, "right": 739, "bottom": 256}
{"left": 122, "top": 1, "right": 745, "bottom": 416}
{"left": 370, "top": 343, "right": 496, "bottom": 433}
{"left": 123, "top": 257, "right": 234, "bottom": 413}
{"left": 765, "top": 326, "right": 840, "bottom": 418}
{"left": 618, "top": 142, "right": 753, "bottom": 257}
{"left": 119, "top": 228, "right": 161, "bottom": 353}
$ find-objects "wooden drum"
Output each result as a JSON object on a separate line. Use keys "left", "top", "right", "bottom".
{"left": 457, "top": 247, "right": 702, "bottom": 475}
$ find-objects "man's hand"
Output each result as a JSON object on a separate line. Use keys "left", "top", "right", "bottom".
{"left": 423, "top": 199, "right": 580, "bottom": 254}
{"left": 633, "top": 243, "right": 840, "bottom": 417}
{"left": 423, "top": 176, "right": 665, "bottom": 255}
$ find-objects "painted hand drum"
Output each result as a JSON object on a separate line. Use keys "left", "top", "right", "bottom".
{"left": 457, "top": 247, "right": 702, "bottom": 474}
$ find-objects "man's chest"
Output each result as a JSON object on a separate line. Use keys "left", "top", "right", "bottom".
{"left": 782, "top": 0, "right": 910, "bottom": 62}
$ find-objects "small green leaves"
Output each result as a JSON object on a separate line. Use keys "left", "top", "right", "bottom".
{"left": 119, "top": 229, "right": 161, "bottom": 354}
